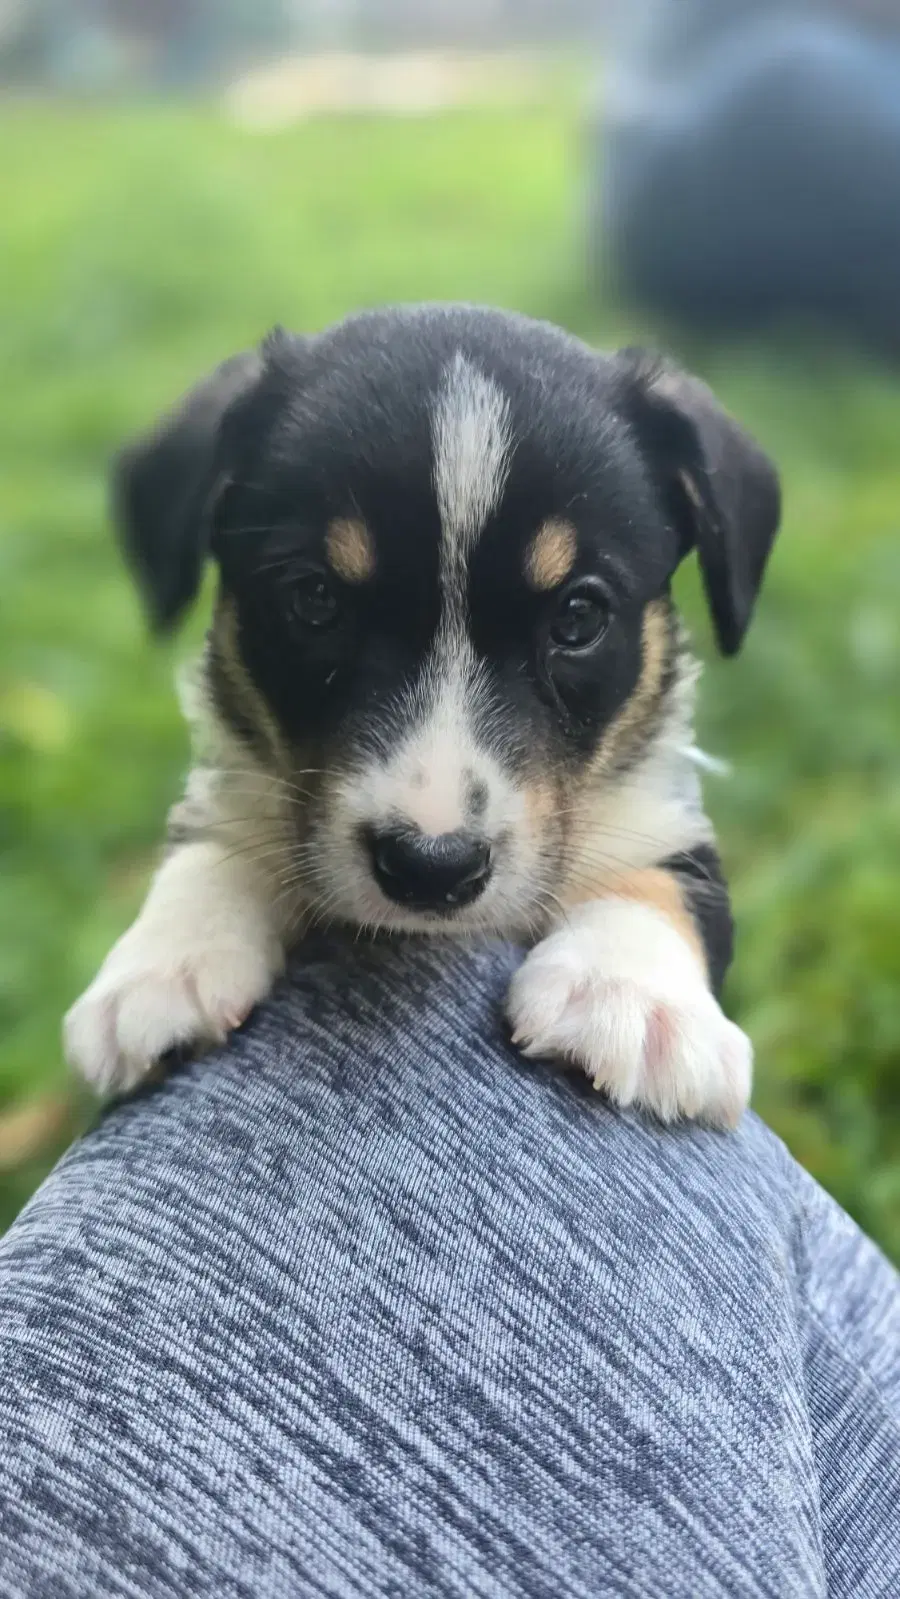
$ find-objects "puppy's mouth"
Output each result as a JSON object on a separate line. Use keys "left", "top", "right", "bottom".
{"left": 360, "top": 823, "right": 494, "bottom": 916}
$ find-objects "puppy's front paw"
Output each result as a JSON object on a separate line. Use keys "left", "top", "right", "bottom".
{"left": 64, "top": 927, "right": 282, "bottom": 1096}
{"left": 507, "top": 904, "right": 751, "bottom": 1128}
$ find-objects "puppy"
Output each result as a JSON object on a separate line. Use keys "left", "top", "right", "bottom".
{"left": 64, "top": 305, "right": 780, "bottom": 1124}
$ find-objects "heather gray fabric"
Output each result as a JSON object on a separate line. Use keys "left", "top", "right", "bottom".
{"left": 0, "top": 939, "right": 898, "bottom": 1599}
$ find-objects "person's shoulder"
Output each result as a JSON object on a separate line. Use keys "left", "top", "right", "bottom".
{"left": 791, "top": 1169, "right": 900, "bottom": 1395}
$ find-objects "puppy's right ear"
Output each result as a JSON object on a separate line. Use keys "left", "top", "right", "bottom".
{"left": 612, "top": 350, "right": 780, "bottom": 656}
{"left": 112, "top": 350, "right": 263, "bottom": 632}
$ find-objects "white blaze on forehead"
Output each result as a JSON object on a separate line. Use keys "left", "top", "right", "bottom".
{"left": 431, "top": 351, "right": 513, "bottom": 585}
{"left": 349, "top": 355, "right": 513, "bottom": 840}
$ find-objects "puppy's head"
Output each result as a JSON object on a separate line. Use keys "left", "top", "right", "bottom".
{"left": 116, "top": 307, "right": 779, "bottom": 934}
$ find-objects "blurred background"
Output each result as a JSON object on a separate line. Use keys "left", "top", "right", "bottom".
{"left": 2, "top": 0, "right": 899, "bottom": 1254}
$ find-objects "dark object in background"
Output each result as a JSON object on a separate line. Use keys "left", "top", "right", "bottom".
{"left": 598, "top": 0, "right": 900, "bottom": 353}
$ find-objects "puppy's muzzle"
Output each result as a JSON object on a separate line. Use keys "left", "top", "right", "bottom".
{"left": 365, "top": 825, "right": 493, "bottom": 913}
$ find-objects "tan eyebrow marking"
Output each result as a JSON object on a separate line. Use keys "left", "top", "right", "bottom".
{"left": 325, "top": 517, "right": 375, "bottom": 584}
{"left": 587, "top": 597, "right": 670, "bottom": 775}
{"left": 525, "top": 518, "right": 577, "bottom": 591}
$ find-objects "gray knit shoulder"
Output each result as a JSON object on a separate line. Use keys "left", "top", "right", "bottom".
{"left": 0, "top": 938, "right": 897, "bottom": 1598}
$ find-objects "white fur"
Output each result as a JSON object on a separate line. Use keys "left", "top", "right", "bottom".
{"left": 319, "top": 671, "right": 540, "bottom": 936}
{"left": 507, "top": 900, "right": 752, "bottom": 1128}
{"left": 431, "top": 351, "right": 512, "bottom": 580}
{"left": 305, "top": 354, "right": 520, "bottom": 928}
{"left": 65, "top": 380, "right": 728, "bottom": 1095}
{"left": 64, "top": 841, "right": 285, "bottom": 1093}
{"left": 340, "top": 664, "right": 512, "bottom": 841}
{"left": 65, "top": 650, "right": 719, "bottom": 1090}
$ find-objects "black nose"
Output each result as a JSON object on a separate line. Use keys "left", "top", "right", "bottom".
{"left": 367, "top": 826, "right": 493, "bottom": 912}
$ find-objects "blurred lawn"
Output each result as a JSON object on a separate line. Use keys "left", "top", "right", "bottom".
{"left": 1, "top": 98, "right": 899, "bottom": 1251}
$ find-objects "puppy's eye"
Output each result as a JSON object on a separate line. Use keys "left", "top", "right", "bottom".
{"left": 289, "top": 571, "right": 340, "bottom": 629}
{"left": 549, "top": 584, "right": 611, "bottom": 652}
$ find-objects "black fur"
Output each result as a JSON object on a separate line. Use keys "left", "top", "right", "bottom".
{"left": 113, "top": 350, "right": 262, "bottom": 631}
{"left": 613, "top": 350, "right": 781, "bottom": 656}
{"left": 112, "top": 306, "right": 780, "bottom": 793}
{"left": 665, "top": 845, "right": 735, "bottom": 997}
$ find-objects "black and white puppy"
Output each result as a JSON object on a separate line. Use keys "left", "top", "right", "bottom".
{"left": 64, "top": 305, "right": 780, "bottom": 1124}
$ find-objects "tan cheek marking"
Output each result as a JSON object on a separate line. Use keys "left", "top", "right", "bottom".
{"left": 520, "top": 771, "right": 568, "bottom": 932}
{"left": 525, "top": 518, "right": 577, "bottom": 591}
{"left": 564, "top": 865, "right": 707, "bottom": 976}
{"left": 552, "top": 597, "right": 699, "bottom": 940}
{"left": 523, "top": 773, "right": 559, "bottom": 832}
{"left": 326, "top": 517, "right": 375, "bottom": 584}
{"left": 210, "top": 594, "right": 285, "bottom": 764}
{"left": 625, "top": 598, "right": 670, "bottom": 727}
{"left": 588, "top": 597, "right": 671, "bottom": 775}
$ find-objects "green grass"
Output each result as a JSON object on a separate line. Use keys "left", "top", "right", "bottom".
{"left": 2, "top": 98, "right": 899, "bottom": 1252}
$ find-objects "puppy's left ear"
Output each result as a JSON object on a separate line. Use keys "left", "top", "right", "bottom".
{"left": 615, "top": 351, "right": 781, "bottom": 655}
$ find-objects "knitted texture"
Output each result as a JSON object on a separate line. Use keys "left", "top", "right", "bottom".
{"left": 0, "top": 939, "right": 898, "bottom": 1598}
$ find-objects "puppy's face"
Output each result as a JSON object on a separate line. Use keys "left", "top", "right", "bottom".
{"left": 118, "top": 308, "right": 780, "bottom": 935}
